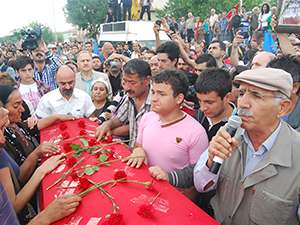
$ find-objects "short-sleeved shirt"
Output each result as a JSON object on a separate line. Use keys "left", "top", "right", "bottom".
{"left": 35, "top": 88, "right": 96, "bottom": 118}
{"left": 136, "top": 112, "right": 208, "bottom": 172}
{"left": 117, "top": 86, "right": 152, "bottom": 147}
{"left": 210, "top": 14, "right": 218, "bottom": 27}
{"left": 218, "top": 17, "right": 229, "bottom": 32}
{"left": 186, "top": 18, "right": 195, "bottom": 29}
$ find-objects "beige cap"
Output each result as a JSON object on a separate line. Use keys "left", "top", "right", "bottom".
{"left": 234, "top": 68, "right": 293, "bottom": 98}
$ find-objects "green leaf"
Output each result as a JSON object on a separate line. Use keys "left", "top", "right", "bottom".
{"left": 85, "top": 167, "right": 95, "bottom": 175}
{"left": 80, "top": 138, "right": 89, "bottom": 147}
{"left": 104, "top": 162, "right": 110, "bottom": 166}
{"left": 73, "top": 151, "right": 82, "bottom": 158}
{"left": 71, "top": 143, "right": 82, "bottom": 151}
{"left": 92, "top": 166, "right": 99, "bottom": 171}
{"left": 105, "top": 214, "right": 110, "bottom": 219}
{"left": 99, "top": 154, "right": 108, "bottom": 163}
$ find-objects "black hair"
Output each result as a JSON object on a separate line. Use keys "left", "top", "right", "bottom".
{"left": 85, "top": 41, "right": 92, "bottom": 46}
{"left": 14, "top": 56, "right": 34, "bottom": 71}
{"left": 210, "top": 40, "right": 226, "bottom": 51}
{"left": 267, "top": 54, "right": 300, "bottom": 94}
{"left": 261, "top": 3, "right": 270, "bottom": 14}
{"left": 123, "top": 58, "right": 151, "bottom": 83}
{"left": 145, "top": 50, "right": 156, "bottom": 55}
{"left": 241, "top": 5, "right": 246, "bottom": 9}
{"left": 195, "top": 53, "right": 217, "bottom": 67}
{"left": 195, "top": 68, "right": 232, "bottom": 99}
{"left": 152, "top": 68, "right": 189, "bottom": 97}
{"left": 156, "top": 41, "right": 180, "bottom": 65}
{"left": 116, "top": 42, "right": 123, "bottom": 47}
{"left": 140, "top": 46, "right": 149, "bottom": 53}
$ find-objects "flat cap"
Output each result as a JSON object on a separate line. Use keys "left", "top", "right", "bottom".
{"left": 234, "top": 68, "right": 293, "bottom": 98}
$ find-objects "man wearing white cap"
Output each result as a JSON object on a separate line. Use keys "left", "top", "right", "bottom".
{"left": 194, "top": 68, "right": 300, "bottom": 224}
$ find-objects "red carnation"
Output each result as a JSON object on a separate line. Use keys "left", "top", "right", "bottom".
{"left": 66, "top": 156, "right": 77, "bottom": 167}
{"left": 59, "top": 123, "right": 68, "bottom": 131}
{"left": 70, "top": 171, "right": 78, "bottom": 179}
{"left": 78, "top": 177, "right": 90, "bottom": 191}
{"left": 61, "top": 132, "right": 70, "bottom": 140}
{"left": 79, "top": 130, "right": 87, "bottom": 136}
{"left": 148, "top": 178, "right": 156, "bottom": 191}
{"left": 114, "top": 170, "right": 127, "bottom": 180}
{"left": 63, "top": 143, "right": 73, "bottom": 153}
{"left": 77, "top": 120, "right": 86, "bottom": 128}
{"left": 106, "top": 135, "right": 113, "bottom": 143}
{"left": 89, "top": 139, "right": 98, "bottom": 146}
{"left": 109, "top": 147, "right": 116, "bottom": 157}
{"left": 137, "top": 204, "right": 155, "bottom": 218}
{"left": 108, "top": 213, "right": 124, "bottom": 225}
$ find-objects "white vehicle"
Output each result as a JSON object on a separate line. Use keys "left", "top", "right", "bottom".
{"left": 99, "top": 21, "right": 170, "bottom": 47}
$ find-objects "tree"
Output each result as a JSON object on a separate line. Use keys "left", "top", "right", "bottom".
{"left": 156, "top": 0, "right": 278, "bottom": 22}
{"left": 63, "top": 0, "right": 108, "bottom": 39}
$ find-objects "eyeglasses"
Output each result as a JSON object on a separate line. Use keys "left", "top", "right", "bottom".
{"left": 237, "top": 89, "right": 284, "bottom": 100}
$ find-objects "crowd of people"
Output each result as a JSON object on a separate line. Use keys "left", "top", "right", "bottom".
{"left": 0, "top": 2, "right": 300, "bottom": 224}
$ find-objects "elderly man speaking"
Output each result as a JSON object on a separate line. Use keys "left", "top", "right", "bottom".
{"left": 194, "top": 68, "right": 300, "bottom": 224}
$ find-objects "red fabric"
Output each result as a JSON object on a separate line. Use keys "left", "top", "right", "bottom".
{"left": 40, "top": 118, "right": 218, "bottom": 225}
{"left": 226, "top": 3, "right": 240, "bottom": 29}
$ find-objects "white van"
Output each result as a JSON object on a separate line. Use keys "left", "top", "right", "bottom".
{"left": 99, "top": 21, "right": 170, "bottom": 47}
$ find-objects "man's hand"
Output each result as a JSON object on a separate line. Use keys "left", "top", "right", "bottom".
{"left": 122, "top": 147, "right": 147, "bottom": 168}
{"left": 270, "top": 15, "right": 277, "bottom": 29}
{"left": 89, "top": 117, "right": 102, "bottom": 125}
{"left": 31, "top": 194, "right": 81, "bottom": 225}
{"left": 207, "top": 129, "right": 239, "bottom": 168}
{"left": 37, "top": 38, "right": 48, "bottom": 52}
{"left": 232, "top": 32, "right": 245, "bottom": 48}
{"left": 149, "top": 166, "right": 169, "bottom": 182}
{"left": 160, "top": 17, "right": 170, "bottom": 32}
{"left": 59, "top": 115, "right": 78, "bottom": 122}
{"left": 95, "top": 121, "right": 111, "bottom": 141}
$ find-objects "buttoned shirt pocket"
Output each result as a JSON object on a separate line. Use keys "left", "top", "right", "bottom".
{"left": 250, "top": 189, "right": 296, "bottom": 224}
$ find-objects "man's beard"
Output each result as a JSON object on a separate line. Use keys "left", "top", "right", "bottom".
{"left": 61, "top": 87, "right": 73, "bottom": 97}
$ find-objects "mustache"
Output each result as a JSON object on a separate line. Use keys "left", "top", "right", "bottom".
{"left": 238, "top": 108, "right": 253, "bottom": 117}
{"left": 36, "top": 53, "right": 43, "bottom": 57}
{"left": 127, "top": 90, "right": 135, "bottom": 94}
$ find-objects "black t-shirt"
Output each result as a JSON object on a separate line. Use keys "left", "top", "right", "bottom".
{"left": 106, "top": 12, "right": 114, "bottom": 23}
{"left": 109, "top": 72, "right": 122, "bottom": 96}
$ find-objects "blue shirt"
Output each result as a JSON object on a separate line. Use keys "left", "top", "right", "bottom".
{"left": 242, "top": 121, "right": 282, "bottom": 178}
{"left": 218, "top": 17, "right": 229, "bottom": 32}
{"left": 239, "top": 12, "right": 249, "bottom": 32}
{"left": 0, "top": 63, "right": 16, "bottom": 79}
{"left": 81, "top": 72, "right": 93, "bottom": 98}
{"left": 33, "top": 52, "right": 63, "bottom": 91}
{"left": 99, "top": 53, "right": 106, "bottom": 62}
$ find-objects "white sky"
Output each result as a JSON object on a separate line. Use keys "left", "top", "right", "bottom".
{"left": 1, "top": 0, "right": 74, "bottom": 37}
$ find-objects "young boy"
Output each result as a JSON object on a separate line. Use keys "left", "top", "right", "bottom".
{"left": 14, "top": 56, "right": 50, "bottom": 112}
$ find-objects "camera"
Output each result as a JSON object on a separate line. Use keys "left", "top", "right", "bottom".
{"left": 169, "top": 24, "right": 176, "bottom": 33}
{"left": 111, "top": 61, "right": 118, "bottom": 67}
{"left": 239, "top": 31, "right": 249, "bottom": 39}
{"left": 20, "top": 26, "right": 42, "bottom": 50}
{"left": 155, "top": 20, "right": 162, "bottom": 26}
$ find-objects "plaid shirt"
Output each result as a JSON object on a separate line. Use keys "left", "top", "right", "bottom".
{"left": 33, "top": 52, "right": 62, "bottom": 90}
{"left": 17, "top": 78, "right": 51, "bottom": 98}
{"left": 117, "top": 85, "right": 152, "bottom": 147}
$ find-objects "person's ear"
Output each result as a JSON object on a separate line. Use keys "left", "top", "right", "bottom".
{"left": 277, "top": 99, "right": 292, "bottom": 118}
{"left": 291, "top": 82, "right": 300, "bottom": 95}
{"left": 176, "top": 93, "right": 185, "bottom": 105}
{"left": 172, "top": 58, "right": 178, "bottom": 67}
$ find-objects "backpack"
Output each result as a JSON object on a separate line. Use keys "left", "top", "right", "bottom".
{"left": 1, "top": 65, "right": 9, "bottom": 73}
{"left": 230, "top": 15, "right": 241, "bottom": 28}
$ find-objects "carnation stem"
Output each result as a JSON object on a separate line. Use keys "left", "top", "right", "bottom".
{"left": 151, "top": 192, "right": 161, "bottom": 205}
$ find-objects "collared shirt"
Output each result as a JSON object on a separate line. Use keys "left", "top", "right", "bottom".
{"left": 35, "top": 88, "right": 96, "bottom": 118}
{"left": 239, "top": 12, "right": 249, "bottom": 32}
{"left": 242, "top": 121, "right": 281, "bottom": 178}
{"left": 218, "top": 17, "right": 229, "bottom": 32}
{"left": 81, "top": 73, "right": 93, "bottom": 97}
{"left": 210, "top": 14, "right": 218, "bottom": 27}
{"left": 117, "top": 85, "right": 152, "bottom": 147}
{"left": 194, "top": 121, "right": 283, "bottom": 192}
{"left": 99, "top": 53, "right": 106, "bottom": 62}
{"left": 33, "top": 52, "right": 63, "bottom": 91}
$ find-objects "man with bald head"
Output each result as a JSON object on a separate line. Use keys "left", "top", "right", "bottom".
{"left": 99, "top": 42, "right": 114, "bottom": 62}
{"left": 35, "top": 65, "right": 95, "bottom": 118}
{"left": 149, "top": 55, "right": 159, "bottom": 76}
{"left": 251, "top": 51, "right": 276, "bottom": 69}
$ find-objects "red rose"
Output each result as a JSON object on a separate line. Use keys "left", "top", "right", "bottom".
{"left": 66, "top": 156, "right": 77, "bottom": 167}
{"left": 77, "top": 120, "right": 86, "bottom": 128}
{"left": 63, "top": 143, "right": 73, "bottom": 153}
{"left": 70, "top": 171, "right": 78, "bottom": 179}
{"left": 79, "top": 130, "right": 87, "bottom": 136}
{"left": 108, "top": 213, "right": 124, "bottom": 225}
{"left": 106, "top": 135, "right": 113, "bottom": 143}
{"left": 94, "top": 151, "right": 101, "bottom": 158}
{"left": 114, "top": 170, "right": 127, "bottom": 180}
{"left": 137, "top": 204, "right": 155, "bottom": 218}
{"left": 59, "top": 123, "right": 68, "bottom": 131}
{"left": 78, "top": 177, "right": 90, "bottom": 191}
{"left": 61, "top": 132, "right": 70, "bottom": 140}
{"left": 88, "top": 139, "right": 98, "bottom": 146}
{"left": 148, "top": 178, "right": 156, "bottom": 191}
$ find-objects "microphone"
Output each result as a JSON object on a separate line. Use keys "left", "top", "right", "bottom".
{"left": 209, "top": 115, "right": 242, "bottom": 174}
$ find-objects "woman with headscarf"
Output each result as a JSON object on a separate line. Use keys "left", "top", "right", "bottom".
{"left": 0, "top": 104, "right": 65, "bottom": 224}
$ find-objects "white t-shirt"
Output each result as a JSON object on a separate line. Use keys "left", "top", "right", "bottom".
{"left": 19, "top": 83, "right": 40, "bottom": 111}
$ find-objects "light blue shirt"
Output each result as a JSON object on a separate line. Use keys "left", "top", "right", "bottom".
{"left": 242, "top": 121, "right": 282, "bottom": 178}
{"left": 81, "top": 72, "right": 93, "bottom": 98}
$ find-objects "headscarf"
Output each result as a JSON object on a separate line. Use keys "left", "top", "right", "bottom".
{"left": 91, "top": 78, "right": 110, "bottom": 93}
{"left": 0, "top": 84, "right": 17, "bottom": 106}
